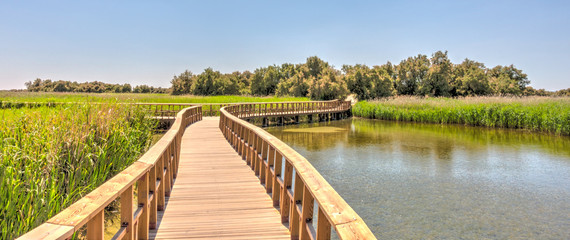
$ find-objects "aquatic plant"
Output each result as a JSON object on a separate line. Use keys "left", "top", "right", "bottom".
{"left": 352, "top": 96, "right": 570, "bottom": 135}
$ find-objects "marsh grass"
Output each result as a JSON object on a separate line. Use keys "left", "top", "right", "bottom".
{"left": 0, "top": 91, "right": 309, "bottom": 104}
{"left": 352, "top": 96, "right": 570, "bottom": 135}
{"left": 0, "top": 103, "right": 156, "bottom": 239}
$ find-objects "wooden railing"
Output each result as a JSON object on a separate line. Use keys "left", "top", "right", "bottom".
{"left": 219, "top": 101, "right": 375, "bottom": 240}
{"left": 17, "top": 106, "right": 203, "bottom": 240}
{"left": 227, "top": 100, "right": 352, "bottom": 119}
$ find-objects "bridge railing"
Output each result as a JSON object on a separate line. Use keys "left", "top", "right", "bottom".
{"left": 220, "top": 101, "right": 375, "bottom": 240}
{"left": 228, "top": 100, "right": 352, "bottom": 119}
{"left": 17, "top": 106, "right": 202, "bottom": 240}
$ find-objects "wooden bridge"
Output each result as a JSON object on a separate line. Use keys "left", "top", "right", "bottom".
{"left": 18, "top": 101, "right": 374, "bottom": 240}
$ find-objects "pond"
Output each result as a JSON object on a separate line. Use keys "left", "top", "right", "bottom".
{"left": 265, "top": 118, "right": 570, "bottom": 239}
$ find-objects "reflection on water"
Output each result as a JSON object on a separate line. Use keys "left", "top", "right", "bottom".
{"left": 266, "top": 118, "right": 570, "bottom": 239}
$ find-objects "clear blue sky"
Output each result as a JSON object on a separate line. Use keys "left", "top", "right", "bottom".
{"left": 1, "top": 0, "right": 569, "bottom": 90}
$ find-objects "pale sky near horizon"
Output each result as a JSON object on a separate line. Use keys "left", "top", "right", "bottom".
{"left": 1, "top": 0, "right": 569, "bottom": 91}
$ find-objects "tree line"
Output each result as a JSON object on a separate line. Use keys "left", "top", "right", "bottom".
{"left": 24, "top": 79, "right": 169, "bottom": 93}
{"left": 171, "top": 51, "right": 564, "bottom": 100}
{"left": 24, "top": 51, "right": 570, "bottom": 99}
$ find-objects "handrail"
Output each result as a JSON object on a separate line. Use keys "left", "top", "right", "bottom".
{"left": 17, "top": 105, "right": 203, "bottom": 240}
{"left": 219, "top": 101, "right": 375, "bottom": 240}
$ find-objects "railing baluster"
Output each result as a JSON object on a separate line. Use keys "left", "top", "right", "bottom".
{"left": 317, "top": 207, "right": 331, "bottom": 240}
{"left": 300, "top": 185, "right": 315, "bottom": 240}
{"left": 86, "top": 210, "right": 104, "bottom": 239}
{"left": 149, "top": 165, "right": 158, "bottom": 229}
{"left": 290, "top": 173, "right": 303, "bottom": 238}
{"left": 121, "top": 185, "right": 134, "bottom": 240}
{"left": 272, "top": 150, "right": 282, "bottom": 206}
{"left": 281, "top": 159, "right": 293, "bottom": 223}
{"left": 137, "top": 172, "right": 149, "bottom": 239}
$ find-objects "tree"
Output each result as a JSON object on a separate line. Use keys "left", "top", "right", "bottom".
{"left": 171, "top": 70, "right": 194, "bottom": 95}
{"left": 371, "top": 65, "right": 395, "bottom": 98}
{"left": 487, "top": 65, "right": 529, "bottom": 95}
{"left": 344, "top": 64, "right": 394, "bottom": 100}
{"left": 452, "top": 59, "right": 491, "bottom": 96}
{"left": 421, "top": 51, "right": 452, "bottom": 97}
{"left": 193, "top": 68, "right": 220, "bottom": 95}
{"left": 395, "top": 54, "right": 430, "bottom": 95}
{"left": 344, "top": 64, "right": 372, "bottom": 100}
{"left": 307, "top": 68, "right": 348, "bottom": 100}
{"left": 250, "top": 65, "right": 281, "bottom": 95}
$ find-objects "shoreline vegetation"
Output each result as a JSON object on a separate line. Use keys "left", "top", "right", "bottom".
{"left": 15, "top": 53, "right": 570, "bottom": 101}
{"left": 0, "top": 92, "right": 309, "bottom": 104}
{"left": 0, "top": 104, "right": 156, "bottom": 239}
{"left": 352, "top": 96, "right": 570, "bottom": 136}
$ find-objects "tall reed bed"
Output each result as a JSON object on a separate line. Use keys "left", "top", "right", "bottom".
{"left": 352, "top": 96, "right": 570, "bottom": 135}
{"left": 0, "top": 91, "right": 309, "bottom": 104}
{"left": 0, "top": 103, "right": 156, "bottom": 239}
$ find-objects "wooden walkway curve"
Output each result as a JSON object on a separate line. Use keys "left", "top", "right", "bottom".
{"left": 150, "top": 117, "right": 290, "bottom": 239}
{"left": 18, "top": 101, "right": 375, "bottom": 240}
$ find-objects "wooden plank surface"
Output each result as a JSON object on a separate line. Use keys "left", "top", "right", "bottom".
{"left": 150, "top": 117, "right": 290, "bottom": 239}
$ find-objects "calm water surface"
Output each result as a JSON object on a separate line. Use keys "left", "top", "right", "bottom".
{"left": 265, "top": 118, "right": 570, "bottom": 239}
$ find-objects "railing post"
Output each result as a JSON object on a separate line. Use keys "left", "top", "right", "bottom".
{"left": 300, "top": 185, "right": 314, "bottom": 240}
{"left": 280, "top": 159, "right": 293, "bottom": 223}
{"left": 121, "top": 185, "right": 134, "bottom": 240}
{"left": 87, "top": 210, "right": 104, "bottom": 239}
{"left": 137, "top": 172, "right": 149, "bottom": 239}
{"left": 290, "top": 174, "right": 303, "bottom": 239}
{"left": 264, "top": 143, "right": 273, "bottom": 193}
{"left": 317, "top": 207, "right": 331, "bottom": 240}
{"left": 272, "top": 150, "right": 282, "bottom": 206}
{"left": 149, "top": 165, "right": 157, "bottom": 229}
{"left": 157, "top": 156, "right": 165, "bottom": 211}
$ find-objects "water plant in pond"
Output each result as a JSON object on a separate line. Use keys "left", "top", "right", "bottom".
{"left": 352, "top": 96, "right": 570, "bottom": 135}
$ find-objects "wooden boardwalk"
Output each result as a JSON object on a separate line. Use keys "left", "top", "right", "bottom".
{"left": 150, "top": 117, "right": 290, "bottom": 239}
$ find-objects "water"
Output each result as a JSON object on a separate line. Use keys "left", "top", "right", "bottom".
{"left": 265, "top": 118, "right": 570, "bottom": 239}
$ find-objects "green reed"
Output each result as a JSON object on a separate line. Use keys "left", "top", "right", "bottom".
{"left": 352, "top": 96, "right": 570, "bottom": 136}
{"left": 0, "top": 91, "right": 309, "bottom": 104}
{"left": 0, "top": 103, "right": 156, "bottom": 239}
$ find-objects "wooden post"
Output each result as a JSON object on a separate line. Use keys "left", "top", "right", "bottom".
{"left": 280, "top": 160, "right": 293, "bottom": 223}
{"left": 137, "top": 172, "right": 149, "bottom": 239}
{"left": 157, "top": 156, "right": 165, "bottom": 211}
{"left": 272, "top": 150, "right": 282, "bottom": 206}
{"left": 265, "top": 144, "right": 274, "bottom": 194}
{"left": 290, "top": 174, "right": 303, "bottom": 239}
{"left": 121, "top": 185, "right": 134, "bottom": 240}
{"left": 164, "top": 151, "right": 171, "bottom": 197}
{"left": 317, "top": 208, "right": 331, "bottom": 240}
{"left": 149, "top": 166, "right": 157, "bottom": 229}
{"left": 259, "top": 139, "right": 267, "bottom": 184}
{"left": 86, "top": 210, "right": 104, "bottom": 239}
{"left": 300, "top": 186, "right": 314, "bottom": 240}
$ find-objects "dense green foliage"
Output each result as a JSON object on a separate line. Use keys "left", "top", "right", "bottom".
{"left": 352, "top": 97, "right": 570, "bottom": 135}
{"left": 25, "top": 79, "right": 169, "bottom": 94}
{"left": 23, "top": 52, "right": 570, "bottom": 100}
{"left": 0, "top": 92, "right": 309, "bottom": 104}
{"left": 0, "top": 104, "right": 156, "bottom": 239}
{"left": 169, "top": 53, "right": 540, "bottom": 100}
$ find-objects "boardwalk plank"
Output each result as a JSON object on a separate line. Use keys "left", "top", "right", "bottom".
{"left": 150, "top": 117, "right": 290, "bottom": 239}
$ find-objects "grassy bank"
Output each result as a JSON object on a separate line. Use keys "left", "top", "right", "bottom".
{"left": 352, "top": 97, "right": 570, "bottom": 135}
{"left": 0, "top": 91, "right": 309, "bottom": 103}
{"left": 0, "top": 104, "right": 156, "bottom": 239}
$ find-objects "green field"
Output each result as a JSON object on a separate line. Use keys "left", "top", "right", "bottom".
{"left": 352, "top": 96, "right": 570, "bottom": 135}
{"left": 0, "top": 91, "right": 309, "bottom": 104}
{"left": 0, "top": 104, "right": 156, "bottom": 239}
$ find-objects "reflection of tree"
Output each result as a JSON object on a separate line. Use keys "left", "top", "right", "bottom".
{"left": 350, "top": 118, "right": 570, "bottom": 158}
{"left": 267, "top": 118, "right": 570, "bottom": 160}
{"left": 269, "top": 127, "right": 349, "bottom": 151}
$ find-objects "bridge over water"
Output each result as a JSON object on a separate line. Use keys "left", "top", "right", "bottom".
{"left": 18, "top": 101, "right": 374, "bottom": 240}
